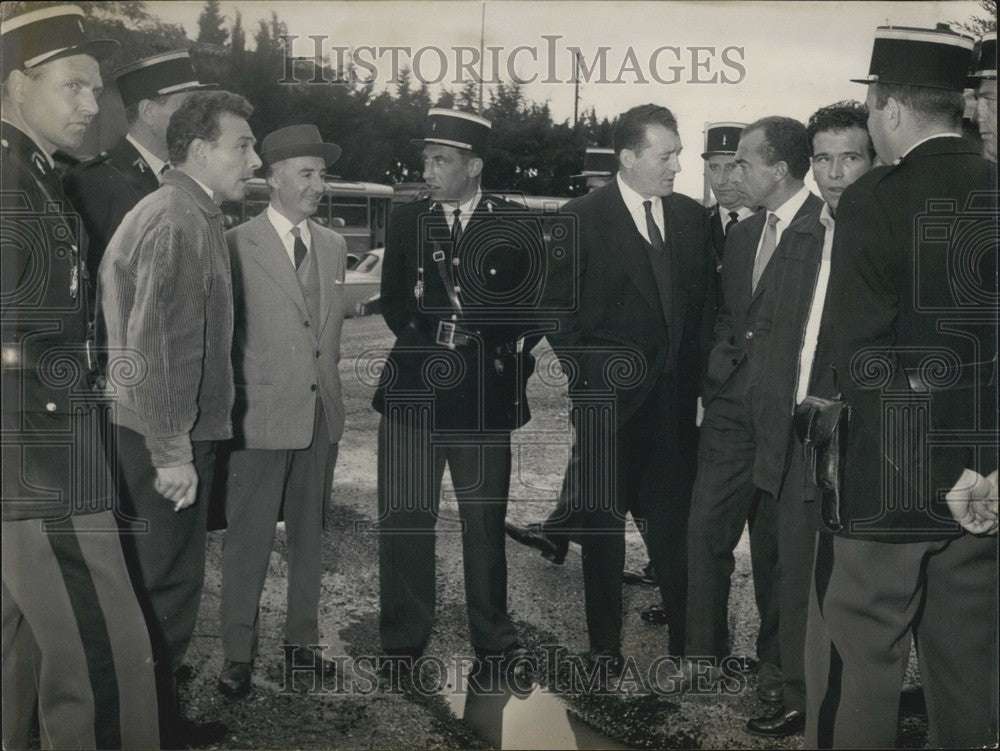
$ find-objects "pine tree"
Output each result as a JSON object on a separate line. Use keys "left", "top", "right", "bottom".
{"left": 197, "top": 0, "right": 228, "bottom": 45}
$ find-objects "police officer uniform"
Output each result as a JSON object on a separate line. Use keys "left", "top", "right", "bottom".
{"left": 63, "top": 49, "right": 215, "bottom": 303}
{"left": 374, "top": 109, "right": 544, "bottom": 660}
{"left": 702, "top": 122, "right": 751, "bottom": 273}
{"left": 1, "top": 6, "right": 159, "bottom": 748}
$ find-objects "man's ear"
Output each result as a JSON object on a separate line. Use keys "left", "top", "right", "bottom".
{"left": 771, "top": 160, "right": 789, "bottom": 181}
{"left": 6, "top": 69, "right": 28, "bottom": 103}
{"left": 467, "top": 156, "right": 484, "bottom": 179}
{"left": 885, "top": 97, "right": 903, "bottom": 131}
{"left": 137, "top": 98, "right": 158, "bottom": 126}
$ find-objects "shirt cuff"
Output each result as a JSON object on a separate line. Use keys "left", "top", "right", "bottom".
{"left": 145, "top": 433, "right": 193, "bottom": 468}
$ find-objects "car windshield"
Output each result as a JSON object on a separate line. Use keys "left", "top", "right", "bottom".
{"left": 354, "top": 253, "right": 380, "bottom": 273}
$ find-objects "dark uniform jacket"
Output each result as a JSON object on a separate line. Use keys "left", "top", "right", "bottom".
{"left": 1, "top": 121, "right": 107, "bottom": 520}
{"left": 811, "top": 136, "right": 997, "bottom": 541}
{"left": 63, "top": 137, "right": 160, "bottom": 305}
{"left": 748, "top": 204, "right": 826, "bottom": 497}
{"left": 704, "top": 193, "right": 823, "bottom": 407}
{"left": 373, "top": 194, "right": 544, "bottom": 432}
{"left": 543, "top": 179, "right": 715, "bottom": 429}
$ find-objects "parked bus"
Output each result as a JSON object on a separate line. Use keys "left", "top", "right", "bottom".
{"left": 221, "top": 178, "right": 394, "bottom": 254}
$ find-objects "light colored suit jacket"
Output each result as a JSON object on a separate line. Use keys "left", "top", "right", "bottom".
{"left": 226, "top": 211, "right": 347, "bottom": 450}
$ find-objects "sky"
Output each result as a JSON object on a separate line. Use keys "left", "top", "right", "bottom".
{"left": 147, "top": 0, "right": 986, "bottom": 197}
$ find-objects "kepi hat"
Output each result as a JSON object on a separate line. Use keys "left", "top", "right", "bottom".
{"left": 968, "top": 32, "right": 997, "bottom": 83}
{"left": 702, "top": 122, "right": 746, "bottom": 159}
{"left": 261, "top": 124, "right": 341, "bottom": 168}
{"left": 115, "top": 50, "right": 216, "bottom": 109}
{"left": 1, "top": 4, "right": 119, "bottom": 80}
{"left": 412, "top": 108, "right": 491, "bottom": 153}
{"left": 852, "top": 25, "right": 975, "bottom": 91}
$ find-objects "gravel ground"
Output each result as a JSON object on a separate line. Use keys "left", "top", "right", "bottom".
{"left": 178, "top": 314, "right": 927, "bottom": 750}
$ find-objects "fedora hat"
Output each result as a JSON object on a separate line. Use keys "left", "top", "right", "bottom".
{"left": 261, "top": 124, "right": 341, "bottom": 168}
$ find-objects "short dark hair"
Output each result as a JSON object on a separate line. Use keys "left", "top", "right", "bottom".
{"left": 807, "top": 101, "right": 876, "bottom": 161}
{"left": 870, "top": 82, "right": 964, "bottom": 128}
{"left": 612, "top": 104, "right": 678, "bottom": 156}
{"left": 742, "top": 116, "right": 811, "bottom": 180}
{"left": 167, "top": 90, "right": 253, "bottom": 165}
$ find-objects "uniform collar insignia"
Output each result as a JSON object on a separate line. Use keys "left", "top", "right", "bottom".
{"left": 31, "top": 151, "right": 47, "bottom": 174}
{"left": 133, "top": 157, "right": 148, "bottom": 173}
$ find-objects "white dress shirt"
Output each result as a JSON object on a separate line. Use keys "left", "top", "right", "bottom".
{"left": 266, "top": 205, "right": 312, "bottom": 267}
{"left": 617, "top": 172, "right": 665, "bottom": 245}
{"left": 717, "top": 205, "right": 755, "bottom": 234}
{"left": 440, "top": 189, "right": 482, "bottom": 234}
{"left": 795, "top": 202, "right": 835, "bottom": 404}
{"left": 125, "top": 134, "right": 167, "bottom": 180}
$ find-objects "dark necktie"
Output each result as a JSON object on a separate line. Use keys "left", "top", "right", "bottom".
{"left": 643, "top": 199, "right": 666, "bottom": 253}
{"left": 450, "top": 208, "right": 463, "bottom": 249}
{"left": 290, "top": 225, "right": 308, "bottom": 270}
{"left": 725, "top": 210, "right": 739, "bottom": 236}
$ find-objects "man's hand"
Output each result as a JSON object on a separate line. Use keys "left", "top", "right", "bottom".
{"left": 945, "top": 468, "right": 998, "bottom": 535}
{"left": 154, "top": 463, "right": 199, "bottom": 511}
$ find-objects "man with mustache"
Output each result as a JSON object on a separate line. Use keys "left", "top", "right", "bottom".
{"left": 218, "top": 125, "right": 347, "bottom": 697}
{"left": 99, "top": 90, "right": 261, "bottom": 747}
{"left": 746, "top": 100, "right": 875, "bottom": 737}
{"left": 1, "top": 6, "right": 159, "bottom": 748}
{"left": 684, "top": 116, "right": 821, "bottom": 700}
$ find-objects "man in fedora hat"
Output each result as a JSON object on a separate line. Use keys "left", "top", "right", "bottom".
{"left": 374, "top": 108, "right": 543, "bottom": 675}
{"left": 64, "top": 49, "right": 216, "bottom": 305}
{"left": 100, "top": 89, "right": 261, "bottom": 746}
{"left": 0, "top": 5, "right": 160, "bottom": 748}
{"left": 217, "top": 124, "right": 347, "bottom": 696}
{"left": 805, "top": 25, "right": 996, "bottom": 747}
{"left": 970, "top": 31, "right": 997, "bottom": 162}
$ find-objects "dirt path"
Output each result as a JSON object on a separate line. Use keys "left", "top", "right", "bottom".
{"left": 179, "top": 315, "right": 927, "bottom": 750}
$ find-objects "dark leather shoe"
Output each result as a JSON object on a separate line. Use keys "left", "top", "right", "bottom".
{"left": 746, "top": 706, "right": 805, "bottom": 737}
{"left": 165, "top": 717, "right": 229, "bottom": 749}
{"left": 286, "top": 645, "right": 338, "bottom": 680}
{"left": 217, "top": 660, "right": 252, "bottom": 697}
{"left": 474, "top": 642, "right": 537, "bottom": 681}
{"left": 622, "top": 564, "right": 657, "bottom": 586}
{"left": 640, "top": 603, "right": 669, "bottom": 625}
{"left": 755, "top": 661, "right": 784, "bottom": 704}
{"left": 504, "top": 521, "right": 567, "bottom": 564}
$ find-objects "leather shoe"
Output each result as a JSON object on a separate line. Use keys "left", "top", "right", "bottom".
{"left": 746, "top": 706, "right": 805, "bottom": 737}
{"left": 217, "top": 660, "right": 252, "bottom": 697}
{"left": 504, "top": 521, "right": 567, "bottom": 564}
{"left": 287, "top": 645, "right": 337, "bottom": 678}
{"left": 474, "top": 642, "right": 537, "bottom": 681}
{"left": 640, "top": 603, "right": 669, "bottom": 625}
{"left": 755, "top": 661, "right": 784, "bottom": 704}
{"left": 622, "top": 562, "right": 657, "bottom": 586}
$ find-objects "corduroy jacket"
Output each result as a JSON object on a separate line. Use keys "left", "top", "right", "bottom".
{"left": 99, "top": 170, "right": 235, "bottom": 466}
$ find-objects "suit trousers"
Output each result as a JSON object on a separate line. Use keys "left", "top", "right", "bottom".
{"left": 806, "top": 531, "right": 999, "bottom": 748}
{"left": 378, "top": 414, "right": 517, "bottom": 653}
{"left": 221, "top": 407, "right": 336, "bottom": 662}
{"left": 543, "top": 372, "right": 691, "bottom": 654}
{"left": 775, "top": 437, "right": 817, "bottom": 712}
{"left": 115, "top": 426, "right": 214, "bottom": 738}
{"left": 2, "top": 511, "right": 160, "bottom": 750}
{"left": 684, "top": 393, "right": 780, "bottom": 664}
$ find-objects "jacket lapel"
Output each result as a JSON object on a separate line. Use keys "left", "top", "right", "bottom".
{"left": 600, "top": 181, "right": 663, "bottom": 319}
{"left": 244, "top": 212, "right": 309, "bottom": 316}
{"left": 748, "top": 192, "right": 823, "bottom": 306}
